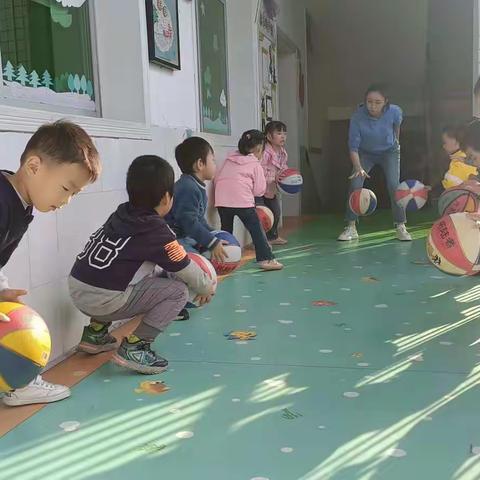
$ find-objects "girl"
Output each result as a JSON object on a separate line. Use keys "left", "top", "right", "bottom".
{"left": 215, "top": 130, "right": 283, "bottom": 271}
{"left": 258, "top": 121, "right": 289, "bottom": 245}
{"left": 338, "top": 84, "right": 411, "bottom": 242}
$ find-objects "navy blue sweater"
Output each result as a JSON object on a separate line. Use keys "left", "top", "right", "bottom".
{"left": 0, "top": 171, "right": 33, "bottom": 268}
{"left": 166, "top": 174, "right": 218, "bottom": 249}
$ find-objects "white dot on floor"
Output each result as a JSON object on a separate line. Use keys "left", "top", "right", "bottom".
{"left": 185, "top": 342, "right": 193, "bottom": 346}
{"left": 395, "top": 333, "right": 403, "bottom": 337}
{"left": 176, "top": 431, "right": 194, "bottom": 439}
{"left": 242, "top": 295, "right": 251, "bottom": 298}
{"left": 281, "top": 447, "right": 294, "bottom": 453}
{"left": 251, "top": 356, "right": 262, "bottom": 361}
{"left": 403, "top": 322, "right": 411, "bottom": 326}
{"left": 472, "top": 446, "right": 480, "bottom": 455}
{"left": 232, "top": 398, "right": 241, "bottom": 402}
{"left": 169, "top": 332, "right": 181, "bottom": 337}
{"left": 304, "top": 288, "right": 312, "bottom": 292}
{"left": 439, "top": 341, "right": 453, "bottom": 346}
{"left": 353, "top": 266, "right": 363, "bottom": 269}
{"left": 257, "top": 289, "right": 263, "bottom": 292}
{"left": 250, "top": 477, "right": 270, "bottom": 480}
{"left": 341, "top": 288, "right": 351, "bottom": 291}
{"left": 386, "top": 448, "right": 406, "bottom": 458}
{"left": 343, "top": 391, "right": 360, "bottom": 398}
{"left": 213, "top": 374, "right": 221, "bottom": 378}
{"left": 319, "top": 349, "right": 333, "bottom": 354}
{"left": 278, "top": 320, "right": 293, "bottom": 324}
{"left": 288, "top": 276, "right": 298, "bottom": 279}
{"left": 280, "top": 302, "right": 291, "bottom": 306}
{"left": 344, "top": 327, "right": 352, "bottom": 331}
{"left": 375, "top": 304, "right": 388, "bottom": 309}
{"left": 249, "top": 325, "right": 257, "bottom": 329}
{"left": 331, "top": 311, "right": 341, "bottom": 315}
{"left": 59, "top": 421, "right": 80, "bottom": 432}
{"left": 301, "top": 307, "right": 309, "bottom": 311}
{"left": 136, "top": 398, "right": 144, "bottom": 402}
{"left": 317, "top": 425, "right": 326, "bottom": 430}
{"left": 405, "top": 290, "right": 416, "bottom": 293}
{"left": 426, "top": 312, "right": 434, "bottom": 315}
{"left": 289, "top": 334, "right": 297, "bottom": 338}
{"left": 236, "top": 341, "right": 249, "bottom": 345}
{"left": 357, "top": 363, "right": 370, "bottom": 367}
{"left": 103, "top": 379, "right": 111, "bottom": 383}
{"left": 235, "top": 309, "right": 247, "bottom": 313}
{"left": 420, "top": 301, "right": 428, "bottom": 304}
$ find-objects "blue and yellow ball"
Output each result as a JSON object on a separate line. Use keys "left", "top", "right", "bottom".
{"left": 0, "top": 302, "right": 51, "bottom": 392}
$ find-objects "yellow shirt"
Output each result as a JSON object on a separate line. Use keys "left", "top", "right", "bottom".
{"left": 442, "top": 150, "right": 478, "bottom": 189}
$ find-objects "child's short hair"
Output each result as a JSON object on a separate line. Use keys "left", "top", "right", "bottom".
{"left": 238, "top": 130, "right": 265, "bottom": 156}
{"left": 175, "top": 137, "right": 213, "bottom": 174}
{"left": 442, "top": 125, "right": 466, "bottom": 145}
{"left": 127, "top": 155, "right": 174, "bottom": 209}
{"left": 265, "top": 121, "right": 287, "bottom": 136}
{"left": 465, "top": 122, "right": 480, "bottom": 152}
{"left": 20, "top": 120, "right": 100, "bottom": 182}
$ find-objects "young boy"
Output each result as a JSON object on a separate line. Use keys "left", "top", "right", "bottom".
{"left": 1, "top": 120, "right": 101, "bottom": 406}
{"left": 257, "top": 121, "right": 289, "bottom": 245}
{"left": 166, "top": 137, "right": 226, "bottom": 260}
{"left": 465, "top": 122, "right": 480, "bottom": 177}
{"left": 441, "top": 125, "right": 477, "bottom": 189}
{"left": 69, "top": 155, "right": 215, "bottom": 374}
{"left": 166, "top": 137, "right": 227, "bottom": 320}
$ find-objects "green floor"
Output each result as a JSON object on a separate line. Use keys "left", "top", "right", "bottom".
{"left": 2, "top": 211, "right": 480, "bottom": 480}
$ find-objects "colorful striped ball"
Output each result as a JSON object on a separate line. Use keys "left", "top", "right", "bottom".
{"left": 395, "top": 179, "right": 429, "bottom": 211}
{"left": 349, "top": 189, "right": 377, "bottom": 216}
{"left": 187, "top": 253, "right": 218, "bottom": 307}
{"left": 438, "top": 182, "right": 480, "bottom": 217}
{"left": 256, "top": 205, "right": 274, "bottom": 232}
{"left": 426, "top": 213, "right": 480, "bottom": 276}
{"left": 0, "top": 302, "right": 51, "bottom": 393}
{"left": 203, "top": 230, "right": 242, "bottom": 275}
{"left": 277, "top": 168, "right": 303, "bottom": 195}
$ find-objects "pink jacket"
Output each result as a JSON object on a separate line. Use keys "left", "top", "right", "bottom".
{"left": 261, "top": 143, "right": 288, "bottom": 198}
{"left": 214, "top": 152, "right": 266, "bottom": 208}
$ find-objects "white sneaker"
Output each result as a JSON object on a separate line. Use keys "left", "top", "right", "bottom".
{"left": 396, "top": 224, "right": 412, "bottom": 242}
{"left": 3, "top": 375, "right": 71, "bottom": 406}
{"left": 337, "top": 224, "right": 359, "bottom": 241}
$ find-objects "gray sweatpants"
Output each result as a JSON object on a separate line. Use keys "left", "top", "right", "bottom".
{"left": 92, "top": 276, "right": 188, "bottom": 342}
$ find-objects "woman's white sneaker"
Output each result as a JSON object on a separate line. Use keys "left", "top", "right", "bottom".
{"left": 396, "top": 224, "right": 412, "bottom": 241}
{"left": 2, "top": 375, "right": 71, "bottom": 406}
{"left": 337, "top": 224, "right": 359, "bottom": 241}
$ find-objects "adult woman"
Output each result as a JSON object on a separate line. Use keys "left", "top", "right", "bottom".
{"left": 338, "top": 85, "right": 411, "bottom": 242}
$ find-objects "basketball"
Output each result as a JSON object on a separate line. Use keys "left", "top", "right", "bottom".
{"left": 349, "top": 189, "right": 377, "bottom": 216}
{"left": 438, "top": 183, "right": 480, "bottom": 216}
{"left": 395, "top": 179, "right": 429, "bottom": 211}
{"left": 256, "top": 205, "right": 274, "bottom": 232}
{"left": 426, "top": 213, "right": 480, "bottom": 276}
{"left": 203, "top": 230, "right": 242, "bottom": 275}
{"left": 277, "top": 168, "right": 303, "bottom": 195}
{"left": 0, "top": 302, "right": 51, "bottom": 393}
{"left": 186, "top": 253, "right": 218, "bottom": 307}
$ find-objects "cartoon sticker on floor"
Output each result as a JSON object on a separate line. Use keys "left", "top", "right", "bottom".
{"left": 225, "top": 331, "right": 257, "bottom": 341}
{"left": 312, "top": 300, "right": 337, "bottom": 307}
{"left": 135, "top": 381, "right": 170, "bottom": 395}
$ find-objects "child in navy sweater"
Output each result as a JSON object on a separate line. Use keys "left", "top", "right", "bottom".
{"left": 69, "top": 155, "right": 215, "bottom": 374}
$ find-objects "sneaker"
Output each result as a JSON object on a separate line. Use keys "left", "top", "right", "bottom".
{"left": 258, "top": 259, "right": 284, "bottom": 271}
{"left": 396, "top": 224, "right": 412, "bottom": 241}
{"left": 111, "top": 338, "right": 168, "bottom": 375}
{"left": 337, "top": 224, "right": 359, "bottom": 241}
{"left": 174, "top": 308, "right": 190, "bottom": 321}
{"left": 269, "top": 237, "right": 288, "bottom": 246}
{"left": 3, "top": 375, "right": 71, "bottom": 406}
{"left": 78, "top": 324, "right": 118, "bottom": 354}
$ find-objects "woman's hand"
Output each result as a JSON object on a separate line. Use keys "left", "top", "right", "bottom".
{"left": 348, "top": 168, "right": 370, "bottom": 180}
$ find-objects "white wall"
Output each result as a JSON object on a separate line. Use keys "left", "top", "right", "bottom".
{"left": 0, "top": 0, "right": 307, "bottom": 365}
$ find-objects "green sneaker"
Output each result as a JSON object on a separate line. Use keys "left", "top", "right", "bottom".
{"left": 111, "top": 338, "right": 168, "bottom": 374}
{"left": 78, "top": 324, "right": 118, "bottom": 354}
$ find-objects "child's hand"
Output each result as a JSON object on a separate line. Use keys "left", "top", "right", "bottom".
{"left": 0, "top": 288, "right": 27, "bottom": 303}
{"left": 211, "top": 241, "right": 228, "bottom": 263}
{"left": 0, "top": 312, "right": 9, "bottom": 322}
{"left": 194, "top": 293, "right": 214, "bottom": 306}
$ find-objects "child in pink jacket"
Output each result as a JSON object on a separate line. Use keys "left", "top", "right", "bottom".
{"left": 257, "top": 121, "right": 289, "bottom": 245}
{"left": 215, "top": 130, "right": 283, "bottom": 271}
